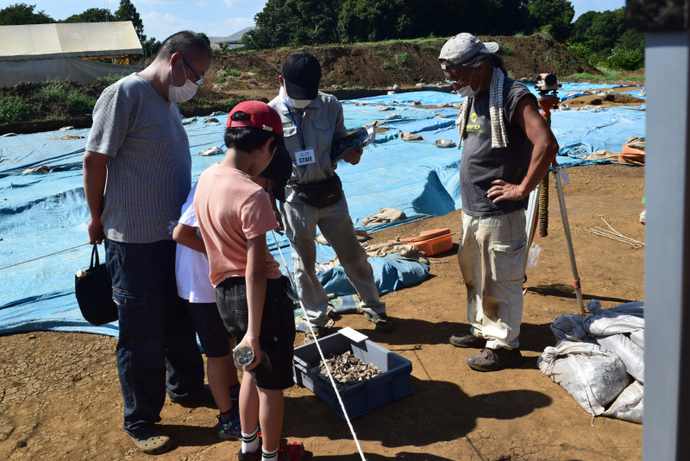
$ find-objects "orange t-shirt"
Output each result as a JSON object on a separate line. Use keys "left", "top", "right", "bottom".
{"left": 194, "top": 163, "right": 281, "bottom": 287}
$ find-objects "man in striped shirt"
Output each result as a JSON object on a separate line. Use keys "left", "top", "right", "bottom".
{"left": 83, "top": 31, "right": 213, "bottom": 454}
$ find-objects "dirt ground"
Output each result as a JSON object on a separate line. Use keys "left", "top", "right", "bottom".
{"left": 0, "top": 163, "right": 645, "bottom": 461}
{"left": 200, "top": 34, "right": 600, "bottom": 95}
{"left": 561, "top": 87, "right": 645, "bottom": 108}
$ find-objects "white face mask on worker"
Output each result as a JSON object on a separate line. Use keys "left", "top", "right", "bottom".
{"left": 280, "top": 86, "right": 311, "bottom": 109}
{"left": 168, "top": 62, "right": 198, "bottom": 103}
{"left": 455, "top": 71, "right": 480, "bottom": 98}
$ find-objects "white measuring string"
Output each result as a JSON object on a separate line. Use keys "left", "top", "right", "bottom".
{"left": 271, "top": 231, "right": 367, "bottom": 461}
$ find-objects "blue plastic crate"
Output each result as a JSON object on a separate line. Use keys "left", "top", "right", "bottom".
{"left": 293, "top": 332, "right": 414, "bottom": 419}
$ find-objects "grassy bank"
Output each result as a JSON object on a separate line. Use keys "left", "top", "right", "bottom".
{"left": 565, "top": 67, "right": 645, "bottom": 83}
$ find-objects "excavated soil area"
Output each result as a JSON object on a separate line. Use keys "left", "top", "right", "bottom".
{"left": 202, "top": 35, "right": 600, "bottom": 94}
{"left": 1, "top": 34, "right": 628, "bottom": 135}
{"left": 0, "top": 164, "right": 645, "bottom": 460}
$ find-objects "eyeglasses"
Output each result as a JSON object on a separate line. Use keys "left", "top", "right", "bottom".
{"left": 444, "top": 69, "right": 474, "bottom": 86}
{"left": 181, "top": 55, "right": 203, "bottom": 85}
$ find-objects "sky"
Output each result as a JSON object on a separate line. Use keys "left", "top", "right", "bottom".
{"left": 30, "top": 0, "right": 627, "bottom": 43}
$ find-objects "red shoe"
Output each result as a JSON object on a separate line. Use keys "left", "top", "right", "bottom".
{"left": 277, "top": 441, "right": 305, "bottom": 461}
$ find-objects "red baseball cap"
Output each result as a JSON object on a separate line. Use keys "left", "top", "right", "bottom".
{"left": 226, "top": 100, "right": 284, "bottom": 136}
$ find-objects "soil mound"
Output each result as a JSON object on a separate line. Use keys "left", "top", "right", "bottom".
{"left": 1, "top": 34, "right": 625, "bottom": 135}
{"left": 204, "top": 34, "right": 599, "bottom": 94}
{"left": 565, "top": 92, "right": 645, "bottom": 107}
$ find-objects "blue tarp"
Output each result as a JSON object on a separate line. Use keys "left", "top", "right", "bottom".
{"left": 0, "top": 86, "right": 645, "bottom": 337}
{"left": 318, "top": 256, "right": 430, "bottom": 297}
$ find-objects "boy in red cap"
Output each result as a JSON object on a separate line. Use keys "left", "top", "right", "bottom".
{"left": 194, "top": 101, "right": 304, "bottom": 461}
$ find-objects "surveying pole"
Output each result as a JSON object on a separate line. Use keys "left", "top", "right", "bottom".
{"left": 532, "top": 73, "right": 585, "bottom": 314}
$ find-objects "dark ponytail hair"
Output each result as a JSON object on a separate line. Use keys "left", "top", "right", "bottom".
{"left": 462, "top": 53, "right": 507, "bottom": 76}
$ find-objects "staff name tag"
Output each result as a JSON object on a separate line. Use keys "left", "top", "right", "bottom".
{"left": 295, "top": 148, "right": 316, "bottom": 166}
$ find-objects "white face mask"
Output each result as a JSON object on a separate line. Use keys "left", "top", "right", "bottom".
{"left": 168, "top": 61, "right": 198, "bottom": 103}
{"left": 280, "top": 86, "right": 311, "bottom": 109}
{"left": 455, "top": 71, "right": 480, "bottom": 98}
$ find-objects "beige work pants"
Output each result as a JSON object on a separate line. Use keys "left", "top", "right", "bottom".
{"left": 457, "top": 209, "right": 527, "bottom": 349}
{"left": 281, "top": 194, "right": 385, "bottom": 328}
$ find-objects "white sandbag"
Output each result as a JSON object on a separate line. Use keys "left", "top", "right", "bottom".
{"left": 602, "top": 381, "right": 643, "bottom": 424}
{"left": 585, "top": 310, "right": 644, "bottom": 337}
{"left": 538, "top": 340, "right": 633, "bottom": 416}
{"left": 551, "top": 300, "right": 645, "bottom": 343}
{"left": 630, "top": 329, "right": 644, "bottom": 349}
{"left": 595, "top": 334, "right": 644, "bottom": 383}
{"left": 588, "top": 315, "right": 644, "bottom": 337}
{"left": 550, "top": 313, "right": 588, "bottom": 341}
{"left": 360, "top": 208, "right": 406, "bottom": 226}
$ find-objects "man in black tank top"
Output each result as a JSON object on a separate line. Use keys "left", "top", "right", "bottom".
{"left": 438, "top": 33, "right": 558, "bottom": 372}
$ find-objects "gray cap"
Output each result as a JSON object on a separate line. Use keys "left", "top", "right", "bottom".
{"left": 438, "top": 33, "right": 499, "bottom": 68}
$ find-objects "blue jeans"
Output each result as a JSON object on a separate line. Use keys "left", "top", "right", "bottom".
{"left": 105, "top": 239, "right": 204, "bottom": 436}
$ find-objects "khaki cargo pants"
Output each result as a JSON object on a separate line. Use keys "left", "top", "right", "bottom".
{"left": 457, "top": 209, "right": 528, "bottom": 349}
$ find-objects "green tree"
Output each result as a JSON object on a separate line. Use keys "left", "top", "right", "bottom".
{"left": 567, "top": 7, "right": 643, "bottom": 70}
{"left": 141, "top": 37, "right": 162, "bottom": 57}
{"left": 294, "top": 29, "right": 310, "bottom": 46}
{"left": 243, "top": 0, "right": 304, "bottom": 49}
{"left": 616, "top": 29, "right": 644, "bottom": 52}
{"left": 475, "top": 0, "right": 530, "bottom": 36}
{"left": 62, "top": 8, "right": 115, "bottom": 23}
{"left": 570, "top": 10, "right": 596, "bottom": 38}
{"left": 338, "top": 0, "right": 411, "bottom": 43}
{"left": 0, "top": 3, "right": 54, "bottom": 25}
{"left": 587, "top": 8, "right": 626, "bottom": 53}
{"left": 527, "top": 0, "right": 575, "bottom": 42}
{"left": 114, "top": 0, "right": 146, "bottom": 43}
{"left": 293, "top": 0, "right": 341, "bottom": 44}
{"left": 245, "top": 0, "right": 535, "bottom": 48}
{"left": 197, "top": 32, "right": 211, "bottom": 47}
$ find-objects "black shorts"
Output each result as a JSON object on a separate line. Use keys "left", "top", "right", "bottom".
{"left": 185, "top": 300, "right": 231, "bottom": 358}
{"left": 215, "top": 276, "right": 296, "bottom": 390}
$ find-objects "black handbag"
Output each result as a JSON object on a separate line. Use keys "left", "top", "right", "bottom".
{"left": 290, "top": 174, "right": 342, "bottom": 209}
{"left": 75, "top": 244, "right": 118, "bottom": 326}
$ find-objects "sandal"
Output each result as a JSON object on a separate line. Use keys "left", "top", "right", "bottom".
{"left": 128, "top": 426, "right": 174, "bottom": 454}
{"left": 304, "top": 318, "right": 335, "bottom": 343}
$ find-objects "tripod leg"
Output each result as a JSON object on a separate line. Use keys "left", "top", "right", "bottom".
{"left": 553, "top": 167, "right": 585, "bottom": 314}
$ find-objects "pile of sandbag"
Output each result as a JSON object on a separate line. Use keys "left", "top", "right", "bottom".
{"left": 583, "top": 136, "right": 646, "bottom": 164}
{"left": 619, "top": 136, "right": 645, "bottom": 165}
{"left": 538, "top": 300, "right": 644, "bottom": 424}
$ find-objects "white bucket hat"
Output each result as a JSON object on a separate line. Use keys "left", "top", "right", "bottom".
{"left": 438, "top": 33, "right": 499, "bottom": 69}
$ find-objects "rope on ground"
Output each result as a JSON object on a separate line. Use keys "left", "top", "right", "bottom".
{"left": 271, "top": 231, "right": 367, "bottom": 461}
{"left": 585, "top": 214, "right": 644, "bottom": 248}
{"left": 0, "top": 242, "right": 90, "bottom": 271}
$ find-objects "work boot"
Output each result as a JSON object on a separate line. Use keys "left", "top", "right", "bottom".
{"left": 449, "top": 332, "right": 486, "bottom": 348}
{"left": 364, "top": 312, "right": 394, "bottom": 333}
{"left": 465, "top": 347, "right": 523, "bottom": 372}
